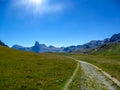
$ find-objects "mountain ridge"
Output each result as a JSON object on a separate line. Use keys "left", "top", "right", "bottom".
{"left": 12, "top": 41, "right": 64, "bottom": 53}
{"left": 12, "top": 33, "right": 120, "bottom": 53}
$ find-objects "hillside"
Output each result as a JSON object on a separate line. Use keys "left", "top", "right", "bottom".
{"left": 92, "top": 43, "right": 120, "bottom": 56}
{"left": 0, "top": 46, "right": 76, "bottom": 90}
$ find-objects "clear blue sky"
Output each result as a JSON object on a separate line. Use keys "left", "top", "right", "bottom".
{"left": 0, "top": 0, "right": 120, "bottom": 47}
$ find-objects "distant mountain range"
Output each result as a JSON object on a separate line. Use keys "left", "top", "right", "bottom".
{"left": 11, "top": 33, "right": 120, "bottom": 53}
{"left": 63, "top": 40, "right": 104, "bottom": 52}
{"left": 12, "top": 41, "right": 64, "bottom": 53}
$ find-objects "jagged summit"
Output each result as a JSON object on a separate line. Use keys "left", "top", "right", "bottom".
{"left": 34, "top": 41, "right": 40, "bottom": 46}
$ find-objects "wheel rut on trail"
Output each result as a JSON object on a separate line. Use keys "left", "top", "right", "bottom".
{"left": 63, "top": 62, "right": 79, "bottom": 90}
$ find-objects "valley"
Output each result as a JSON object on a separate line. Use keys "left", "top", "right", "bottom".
{"left": 0, "top": 46, "right": 120, "bottom": 90}
{"left": 0, "top": 33, "right": 120, "bottom": 90}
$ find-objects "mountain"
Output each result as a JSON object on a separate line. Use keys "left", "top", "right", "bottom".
{"left": 0, "top": 40, "right": 8, "bottom": 47}
{"left": 31, "top": 41, "right": 47, "bottom": 53}
{"left": 12, "top": 41, "right": 64, "bottom": 53}
{"left": 12, "top": 40, "right": 104, "bottom": 53}
{"left": 12, "top": 33, "right": 120, "bottom": 53}
{"left": 63, "top": 40, "right": 104, "bottom": 52}
{"left": 83, "top": 33, "right": 120, "bottom": 54}
{"left": 12, "top": 45, "right": 31, "bottom": 51}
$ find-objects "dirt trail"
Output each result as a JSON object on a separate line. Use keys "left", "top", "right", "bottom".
{"left": 63, "top": 62, "right": 79, "bottom": 90}
{"left": 79, "top": 60, "right": 116, "bottom": 90}
{"left": 63, "top": 57, "right": 120, "bottom": 90}
{"left": 76, "top": 60, "right": 120, "bottom": 88}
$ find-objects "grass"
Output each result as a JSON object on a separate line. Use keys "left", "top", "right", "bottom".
{"left": 0, "top": 44, "right": 120, "bottom": 89}
{"left": 0, "top": 46, "right": 76, "bottom": 90}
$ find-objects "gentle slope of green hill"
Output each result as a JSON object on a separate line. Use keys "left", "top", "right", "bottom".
{"left": 0, "top": 46, "right": 76, "bottom": 90}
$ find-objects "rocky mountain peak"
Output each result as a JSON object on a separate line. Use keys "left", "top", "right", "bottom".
{"left": 34, "top": 41, "right": 40, "bottom": 46}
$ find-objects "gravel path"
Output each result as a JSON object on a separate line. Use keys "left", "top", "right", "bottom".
{"left": 79, "top": 61, "right": 116, "bottom": 90}
{"left": 63, "top": 57, "right": 120, "bottom": 90}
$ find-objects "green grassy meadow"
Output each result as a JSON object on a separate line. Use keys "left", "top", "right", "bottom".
{"left": 0, "top": 46, "right": 76, "bottom": 90}
{"left": 0, "top": 45, "right": 120, "bottom": 90}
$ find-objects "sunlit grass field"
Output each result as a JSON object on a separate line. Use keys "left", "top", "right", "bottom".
{"left": 0, "top": 45, "right": 120, "bottom": 90}
{"left": 0, "top": 46, "right": 76, "bottom": 90}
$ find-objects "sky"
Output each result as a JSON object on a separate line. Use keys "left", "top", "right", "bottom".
{"left": 0, "top": 0, "right": 120, "bottom": 47}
